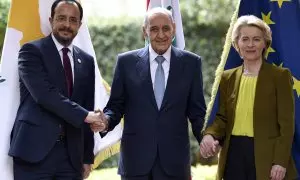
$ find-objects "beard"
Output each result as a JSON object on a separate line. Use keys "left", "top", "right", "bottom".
{"left": 53, "top": 27, "right": 76, "bottom": 46}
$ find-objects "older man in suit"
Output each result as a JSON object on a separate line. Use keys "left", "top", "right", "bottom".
{"left": 91, "top": 7, "right": 206, "bottom": 180}
{"left": 9, "top": 0, "right": 104, "bottom": 179}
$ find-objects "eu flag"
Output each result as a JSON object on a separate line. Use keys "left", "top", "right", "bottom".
{"left": 205, "top": 0, "right": 300, "bottom": 174}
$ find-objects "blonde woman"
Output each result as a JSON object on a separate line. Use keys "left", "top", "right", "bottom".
{"left": 200, "top": 15, "right": 297, "bottom": 180}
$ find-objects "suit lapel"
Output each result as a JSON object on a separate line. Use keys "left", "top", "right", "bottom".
{"left": 43, "top": 36, "right": 68, "bottom": 96}
{"left": 136, "top": 47, "right": 158, "bottom": 110}
{"left": 232, "top": 66, "right": 243, "bottom": 102}
{"left": 71, "top": 46, "right": 82, "bottom": 99}
{"left": 228, "top": 66, "right": 243, "bottom": 127}
{"left": 160, "top": 47, "right": 184, "bottom": 110}
{"left": 253, "top": 62, "right": 269, "bottom": 124}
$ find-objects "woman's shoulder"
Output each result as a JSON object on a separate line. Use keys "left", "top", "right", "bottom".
{"left": 222, "top": 66, "right": 242, "bottom": 79}
{"left": 263, "top": 62, "right": 291, "bottom": 76}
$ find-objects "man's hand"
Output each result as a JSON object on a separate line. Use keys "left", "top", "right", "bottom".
{"left": 270, "top": 164, "right": 286, "bottom": 180}
{"left": 85, "top": 111, "right": 102, "bottom": 124}
{"left": 82, "top": 164, "right": 92, "bottom": 179}
{"left": 200, "top": 134, "right": 220, "bottom": 158}
{"left": 89, "top": 109, "right": 108, "bottom": 132}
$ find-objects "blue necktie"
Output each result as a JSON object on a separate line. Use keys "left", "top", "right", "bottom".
{"left": 154, "top": 56, "right": 165, "bottom": 109}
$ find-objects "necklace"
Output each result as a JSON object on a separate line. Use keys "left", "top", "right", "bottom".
{"left": 243, "top": 69, "right": 258, "bottom": 76}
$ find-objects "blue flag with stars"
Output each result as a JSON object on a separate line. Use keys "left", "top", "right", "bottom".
{"left": 205, "top": 0, "right": 300, "bottom": 174}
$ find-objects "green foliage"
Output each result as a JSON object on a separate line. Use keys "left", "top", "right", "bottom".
{"left": 181, "top": 0, "right": 236, "bottom": 25}
{"left": 97, "top": 154, "right": 120, "bottom": 169}
{"left": 180, "top": 0, "right": 237, "bottom": 102}
{"left": 89, "top": 18, "right": 144, "bottom": 84}
{"left": 0, "top": 0, "right": 9, "bottom": 62}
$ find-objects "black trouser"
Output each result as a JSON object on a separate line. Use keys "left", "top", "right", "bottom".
{"left": 224, "top": 135, "right": 256, "bottom": 180}
{"left": 121, "top": 152, "right": 189, "bottom": 180}
{"left": 13, "top": 140, "right": 82, "bottom": 180}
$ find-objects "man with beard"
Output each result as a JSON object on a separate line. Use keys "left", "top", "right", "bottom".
{"left": 9, "top": 0, "right": 104, "bottom": 179}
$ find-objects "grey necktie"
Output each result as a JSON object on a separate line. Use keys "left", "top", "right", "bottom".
{"left": 154, "top": 56, "right": 165, "bottom": 109}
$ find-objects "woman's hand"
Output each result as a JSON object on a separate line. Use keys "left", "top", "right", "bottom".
{"left": 270, "top": 164, "right": 286, "bottom": 180}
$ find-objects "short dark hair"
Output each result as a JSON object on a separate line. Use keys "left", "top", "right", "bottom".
{"left": 51, "top": 0, "right": 83, "bottom": 20}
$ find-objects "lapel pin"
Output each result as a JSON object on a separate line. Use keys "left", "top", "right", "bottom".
{"left": 77, "top": 59, "right": 81, "bottom": 64}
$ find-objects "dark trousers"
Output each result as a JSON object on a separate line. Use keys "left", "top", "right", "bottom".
{"left": 13, "top": 141, "right": 82, "bottom": 180}
{"left": 121, "top": 153, "right": 189, "bottom": 180}
{"left": 224, "top": 135, "right": 256, "bottom": 180}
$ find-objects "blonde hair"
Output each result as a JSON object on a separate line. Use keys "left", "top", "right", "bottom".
{"left": 232, "top": 15, "right": 272, "bottom": 57}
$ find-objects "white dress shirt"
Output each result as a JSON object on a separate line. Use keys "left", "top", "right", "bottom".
{"left": 51, "top": 33, "right": 75, "bottom": 83}
{"left": 149, "top": 45, "right": 171, "bottom": 89}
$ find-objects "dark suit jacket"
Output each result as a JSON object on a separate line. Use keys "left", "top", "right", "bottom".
{"left": 205, "top": 62, "right": 297, "bottom": 180}
{"left": 9, "top": 35, "right": 95, "bottom": 172}
{"left": 104, "top": 46, "right": 206, "bottom": 177}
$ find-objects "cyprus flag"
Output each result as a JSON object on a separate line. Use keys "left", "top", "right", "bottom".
{"left": 0, "top": 1, "right": 122, "bottom": 179}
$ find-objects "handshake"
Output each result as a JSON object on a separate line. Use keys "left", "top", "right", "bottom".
{"left": 199, "top": 134, "right": 221, "bottom": 158}
{"left": 84, "top": 109, "right": 108, "bottom": 133}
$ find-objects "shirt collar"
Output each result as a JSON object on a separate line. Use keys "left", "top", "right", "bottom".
{"left": 51, "top": 33, "right": 73, "bottom": 54}
{"left": 149, "top": 44, "right": 171, "bottom": 63}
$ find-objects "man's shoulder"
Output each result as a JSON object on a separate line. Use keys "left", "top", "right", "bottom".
{"left": 21, "top": 36, "right": 51, "bottom": 51}
{"left": 119, "top": 47, "right": 146, "bottom": 58}
{"left": 73, "top": 45, "right": 93, "bottom": 59}
{"left": 172, "top": 47, "right": 201, "bottom": 61}
{"left": 116, "top": 47, "right": 147, "bottom": 65}
{"left": 222, "top": 66, "right": 241, "bottom": 80}
{"left": 180, "top": 49, "right": 200, "bottom": 58}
